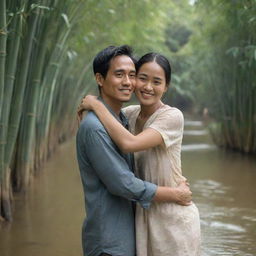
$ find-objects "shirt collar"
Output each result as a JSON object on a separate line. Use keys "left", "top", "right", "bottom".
{"left": 98, "top": 96, "right": 129, "bottom": 128}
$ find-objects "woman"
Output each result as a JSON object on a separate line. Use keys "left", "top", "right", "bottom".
{"left": 79, "top": 53, "right": 201, "bottom": 256}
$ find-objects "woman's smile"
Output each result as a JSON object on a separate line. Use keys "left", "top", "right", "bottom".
{"left": 135, "top": 61, "right": 167, "bottom": 107}
{"left": 140, "top": 91, "right": 154, "bottom": 98}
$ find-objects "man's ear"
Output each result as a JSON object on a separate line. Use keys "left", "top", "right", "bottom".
{"left": 95, "top": 73, "right": 104, "bottom": 87}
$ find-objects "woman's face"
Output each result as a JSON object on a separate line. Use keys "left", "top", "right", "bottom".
{"left": 135, "top": 61, "right": 167, "bottom": 106}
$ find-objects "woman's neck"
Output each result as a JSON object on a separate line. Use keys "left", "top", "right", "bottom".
{"left": 139, "top": 101, "right": 164, "bottom": 120}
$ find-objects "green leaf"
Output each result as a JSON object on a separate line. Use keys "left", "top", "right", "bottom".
{"left": 61, "top": 13, "right": 71, "bottom": 28}
{"left": 226, "top": 47, "right": 240, "bottom": 58}
{"left": 30, "top": 4, "right": 51, "bottom": 11}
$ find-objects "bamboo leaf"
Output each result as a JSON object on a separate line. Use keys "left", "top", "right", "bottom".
{"left": 226, "top": 47, "right": 240, "bottom": 58}
{"left": 30, "top": 4, "right": 51, "bottom": 11}
{"left": 61, "top": 13, "right": 70, "bottom": 28}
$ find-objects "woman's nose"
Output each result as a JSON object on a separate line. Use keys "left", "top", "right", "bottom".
{"left": 144, "top": 81, "right": 153, "bottom": 91}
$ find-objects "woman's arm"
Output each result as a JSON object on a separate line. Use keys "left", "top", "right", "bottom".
{"left": 78, "top": 96, "right": 163, "bottom": 153}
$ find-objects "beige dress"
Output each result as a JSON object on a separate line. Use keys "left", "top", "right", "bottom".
{"left": 123, "top": 104, "right": 201, "bottom": 256}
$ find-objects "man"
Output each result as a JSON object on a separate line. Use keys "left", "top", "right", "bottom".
{"left": 76, "top": 45, "right": 191, "bottom": 256}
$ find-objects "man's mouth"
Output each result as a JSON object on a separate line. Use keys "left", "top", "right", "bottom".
{"left": 119, "top": 89, "right": 132, "bottom": 94}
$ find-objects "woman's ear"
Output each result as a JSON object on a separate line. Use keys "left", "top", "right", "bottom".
{"left": 164, "top": 84, "right": 169, "bottom": 93}
{"left": 95, "top": 73, "right": 104, "bottom": 87}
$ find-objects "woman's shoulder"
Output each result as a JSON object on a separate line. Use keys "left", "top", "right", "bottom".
{"left": 159, "top": 105, "right": 184, "bottom": 120}
{"left": 122, "top": 104, "right": 140, "bottom": 117}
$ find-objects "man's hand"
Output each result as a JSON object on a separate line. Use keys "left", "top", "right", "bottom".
{"left": 174, "top": 181, "right": 192, "bottom": 206}
{"left": 153, "top": 180, "right": 192, "bottom": 206}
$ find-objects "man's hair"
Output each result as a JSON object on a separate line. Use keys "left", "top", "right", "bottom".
{"left": 93, "top": 45, "right": 136, "bottom": 79}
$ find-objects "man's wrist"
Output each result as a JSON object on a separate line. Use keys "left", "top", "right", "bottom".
{"left": 153, "top": 186, "right": 178, "bottom": 203}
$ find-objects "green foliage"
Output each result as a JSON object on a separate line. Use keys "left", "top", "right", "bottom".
{"left": 0, "top": 0, "right": 176, "bottom": 221}
{"left": 2, "top": 0, "right": 255, "bottom": 222}
{"left": 188, "top": 0, "right": 256, "bottom": 153}
{"left": 162, "top": 1, "right": 195, "bottom": 110}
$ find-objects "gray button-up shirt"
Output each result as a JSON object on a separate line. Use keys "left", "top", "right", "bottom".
{"left": 76, "top": 101, "right": 157, "bottom": 256}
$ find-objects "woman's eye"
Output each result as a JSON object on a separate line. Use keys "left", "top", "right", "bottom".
{"left": 139, "top": 77, "right": 146, "bottom": 81}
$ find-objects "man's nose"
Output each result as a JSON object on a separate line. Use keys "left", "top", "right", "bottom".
{"left": 122, "top": 75, "right": 132, "bottom": 86}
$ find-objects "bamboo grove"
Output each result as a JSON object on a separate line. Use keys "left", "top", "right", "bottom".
{"left": 1, "top": 0, "right": 255, "bottom": 221}
{"left": 189, "top": 0, "right": 256, "bottom": 153}
{"left": 0, "top": 0, "right": 85, "bottom": 221}
{"left": 0, "top": 0, "right": 172, "bottom": 221}
{"left": 163, "top": 0, "right": 256, "bottom": 154}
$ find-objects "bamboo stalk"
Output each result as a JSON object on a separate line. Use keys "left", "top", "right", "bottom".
{"left": 0, "top": 0, "right": 7, "bottom": 117}
{"left": 0, "top": 0, "right": 7, "bottom": 220}
{"left": 5, "top": 3, "right": 40, "bottom": 191}
{"left": 15, "top": 1, "right": 55, "bottom": 191}
{"left": 0, "top": 0, "right": 24, "bottom": 221}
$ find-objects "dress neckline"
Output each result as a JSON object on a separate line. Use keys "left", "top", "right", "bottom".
{"left": 132, "top": 104, "right": 169, "bottom": 132}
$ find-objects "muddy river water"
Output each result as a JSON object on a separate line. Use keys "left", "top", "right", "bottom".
{"left": 1, "top": 117, "right": 256, "bottom": 256}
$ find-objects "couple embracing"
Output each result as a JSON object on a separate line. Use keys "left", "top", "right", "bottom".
{"left": 76, "top": 45, "right": 201, "bottom": 256}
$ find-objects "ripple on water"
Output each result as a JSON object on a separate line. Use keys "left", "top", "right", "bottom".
{"left": 184, "top": 130, "right": 208, "bottom": 136}
{"left": 181, "top": 144, "right": 217, "bottom": 151}
{"left": 242, "top": 215, "right": 256, "bottom": 222}
{"left": 209, "top": 221, "right": 246, "bottom": 232}
{"left": 184, "top": 120, "right": 203, "bottom": 126}
{"left": 192, "top": 179, "right": 229, "bottom": 195}
{"left": 192, "top": 180, "right": 234, "bottom": 207}
{"left": 182, "top": 120, "right": 256, "bottom": 256}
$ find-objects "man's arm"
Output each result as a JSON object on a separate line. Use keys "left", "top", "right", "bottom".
{"left": 84, "top": 127, "right": 156, "bottom": 208}
{"left": 83, "top": 125, "right": 191, "bottom": 207}
{"left": 154, "top": 182, "right": 192, "bottom": 206}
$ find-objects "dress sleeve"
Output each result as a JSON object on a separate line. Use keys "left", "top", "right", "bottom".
{"left": 122, "top": 105, "right": 140, "bottom": 119}
{"left": 148, "top": 108, "right": 184, "bottom": 148}
{"left": 83, "top": 127, "right": 157, "bottom": 208}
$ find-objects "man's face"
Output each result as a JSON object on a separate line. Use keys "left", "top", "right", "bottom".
{"left": 98, "top": 55, "right": 136, "bottom": 105}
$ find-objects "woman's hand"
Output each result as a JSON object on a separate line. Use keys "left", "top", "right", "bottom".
{"left": 77, "top": 95, "right": 98, "bottom": 121}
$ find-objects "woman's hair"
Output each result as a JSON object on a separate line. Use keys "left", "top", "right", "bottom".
{"left": 136, "top": 53, "right": 171, "bottom": 86}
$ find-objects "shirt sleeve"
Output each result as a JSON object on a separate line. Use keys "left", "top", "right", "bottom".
{"left": 83, "top": 128, "right": 157, "bottom": 209}
{"left": 148, "top": 108, "right": 184, "bottom": 148}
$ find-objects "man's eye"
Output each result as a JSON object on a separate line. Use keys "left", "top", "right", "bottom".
{"left": 116, "top": 73, "right": 122, "bottom": 77}
{"left": 129, "top": 74, "right": 136, "bottom": 78}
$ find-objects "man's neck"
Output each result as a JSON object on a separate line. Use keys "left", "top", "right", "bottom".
{"left": 100, "top": 95, "right": 123, "bottom": 116}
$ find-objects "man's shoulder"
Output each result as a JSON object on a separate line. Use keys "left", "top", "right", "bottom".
{"left": 79, "top": 111, "right": 104, "bottom": 132}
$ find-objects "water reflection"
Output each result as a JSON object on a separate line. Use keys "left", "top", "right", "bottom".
{"left": 184, "top": 120, "right": 204, "bottom": 126}
{"left": 182, "top": 118, "right": 256, "bottom": 256}
{"left": 182, "top": 144, "right": 217, "bottom": 151}
{"left": 0, "top": 117, "right": 255, "bottom": 256}
{"left": 0, "top": 141, "right": 84, "bottom": 256}
{"left": 184, "top": 130, "right": 208, "bottom": 136}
